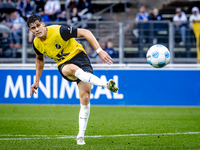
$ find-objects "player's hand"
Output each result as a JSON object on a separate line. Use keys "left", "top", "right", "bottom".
{"left": 30, "top": 81, "right": 39, "bottom": 96}
{"left": 98, "top": 50, "right": 114, "bottom": 65}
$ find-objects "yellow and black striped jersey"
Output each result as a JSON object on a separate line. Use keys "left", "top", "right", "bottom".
{"left": 33, "top": 25, "right": 86, "bottom": 67}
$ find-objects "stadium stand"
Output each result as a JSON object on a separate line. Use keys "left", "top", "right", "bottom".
{"left": 160, "top": 0, "right": 200, "bottom": 21}
{"left": 0, "top": 0, "right": 200, "bottom": 63}
{"left": 158, "top": 0, "right": 200, "bottom": 58}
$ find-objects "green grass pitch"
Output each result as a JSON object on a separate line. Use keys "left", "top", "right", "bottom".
{"left": 0, "top": 104, "right": 200, "bottom": 150}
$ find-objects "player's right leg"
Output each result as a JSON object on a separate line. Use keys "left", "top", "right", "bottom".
{"left": 61, "top": 64, "right": 119, "bottom": 93}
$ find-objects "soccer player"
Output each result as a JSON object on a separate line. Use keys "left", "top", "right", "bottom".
{"left": 27, "top": 14, "right": 118, "bottom": 145}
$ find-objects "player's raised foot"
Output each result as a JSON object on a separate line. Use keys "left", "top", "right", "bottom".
{"left": 76, "top": 137, "right": 85, "bottom": 145}
{"left": 107, "top": 79, "right": 119, "bottom": 93}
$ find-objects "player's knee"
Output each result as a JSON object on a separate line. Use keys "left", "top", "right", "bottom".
{"left": 62, "top": 64, "right": 79, "bottom": 76}
{"left": 69, "top": 65, "right": 79, "bottom": 75}
{"left": 80, "top": 92, "right": 90, "bottom": 105}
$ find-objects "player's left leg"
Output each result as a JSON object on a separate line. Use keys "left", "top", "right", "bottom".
{"left": 76, "top": 81, "right": 91, "bottom": 145}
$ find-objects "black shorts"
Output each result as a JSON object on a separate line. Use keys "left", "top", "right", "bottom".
{"left": 58, "top": 52, "right": 94, "bottom": 84}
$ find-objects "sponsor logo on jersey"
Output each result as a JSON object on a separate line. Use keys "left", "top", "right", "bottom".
{"left": 55, "top": 44, "right": 61, "bottom": 49}
{"left": 68, "top": 27, "right": 72, "bottom": 34}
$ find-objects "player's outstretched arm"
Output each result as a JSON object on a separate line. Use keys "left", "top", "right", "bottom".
{"left": 77, "top": 28, "right": 113, "bottom": 65}
{"left": 30, "top": 55, "right": 44, "bottom": 96}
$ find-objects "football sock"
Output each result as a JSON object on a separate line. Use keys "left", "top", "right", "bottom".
{"left": 75, "top": 68, "right": 107, "bottom": 88}
{"left": 77, "top": 103, "right": 90, "bottom": 138}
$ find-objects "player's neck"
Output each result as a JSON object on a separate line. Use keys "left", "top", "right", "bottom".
{"left": 40, "top": 28, "right": 47, "bottom": 42}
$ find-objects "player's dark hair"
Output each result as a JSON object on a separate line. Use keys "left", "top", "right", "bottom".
{"left": 27, "top": 14, "right": 42, "bottom": 27}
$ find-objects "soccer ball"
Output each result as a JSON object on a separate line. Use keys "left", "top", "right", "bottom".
{"left": 146, "top": 44, "right": 170, "bottom": 68}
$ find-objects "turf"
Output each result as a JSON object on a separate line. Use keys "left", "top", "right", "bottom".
{"left": 0, "top": 105, "right": 200, "bottom": 150}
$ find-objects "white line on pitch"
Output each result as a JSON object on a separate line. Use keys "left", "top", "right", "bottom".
{"left": 0, "top": 132, "right": 200, "bottom": 140}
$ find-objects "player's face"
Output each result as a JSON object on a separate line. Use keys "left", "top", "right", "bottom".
{"left": 29, "top": 21, "right": 46, "bottom": 38}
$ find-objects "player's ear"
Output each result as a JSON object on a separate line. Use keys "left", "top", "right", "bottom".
{"left": 42, "top": 22, "right": 45, "bottom": 27}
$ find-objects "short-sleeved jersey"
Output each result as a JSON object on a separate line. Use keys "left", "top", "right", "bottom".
{"left": 33, "top": 25, "right": 86, "bottom": 67}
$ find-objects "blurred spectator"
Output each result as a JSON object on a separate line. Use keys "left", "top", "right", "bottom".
{"left": 35, "top": 0, "right": 45, "bottom": 10}
{"left": 2, "top": 12, "right": 14, "bottom": 29}
{"left": 77, "top": 0, "right": 91, "bottom": 11}
{"left": 70, "top": 7, "right": 81, "bottom": 25}
{"left": 189, "top": 7, "right": 200, "bottom": 29}
{"left": 0, "top": 13, "right": 13, "bottom": 57}
{"left": 65, "top": 0, "right": 78, "bottom": 23}
{"left": 7, "top": 0, "right": 15, "bottom": 6}
{"left": 22, "top": 0, "right": 36, "bottom": 20}
{"left": 37, "top": 7, "right": 51, "bottom": 23}
{"left": 173, "top": 8, "right": 187, "bottom": 46}
{"left": 86, "top": 45, "right": 97, "bottom": 58}
{"left": 77, "top": 0, "right": 93, "bottom": 28}
{"left": 133, "top": 5, "right": 149, "bottom": 38}
{"left": 44, "top": 0, "right": 61, "bottom": 21}
{"left": 15, "top": 0, "right": 24, "bottom": 17}
{"left": 100, "top": 39, "right": 106, "bottom": 50}
{"left": 78, "top": 0, "right": 93, "bottom": 20}
{"left": 87, "top": 49, "right": 97, "bottom": 58}
{"left": 0, "top": 32, "right": 12, "bottom": 57}
{"left": 0, "top": 13, "right": 11, "bottom": 34}
{"left": 135, "top": 5, "right": 149, "bottom": 22}
{"left": 149, "top": 8, "right": 162, "bottom": 21}
{"left": 10, "top": 11, "right": 25, "bottom": 50}
{"left": 55, "top": 11, "right": 67, "bottom": 22}
{"left": 189, "top": 7, "right": 200, "bottom": 45}
{"left": 105, "top": 41, "right": 118, "bottom": 58}
{"left": 65, "top": 0, "right": 79, "bottom": 8}
{"left": 149, "top": 8, "right": 163, "bottom": 44}
{"left": 92, "top": 38, "right": 106, "bottom": 64}
{"left": 134, "top": 5, "right": 149, "bottom": 57}
{"left": 65, "top": 0, "right": 77, "bottom": 12}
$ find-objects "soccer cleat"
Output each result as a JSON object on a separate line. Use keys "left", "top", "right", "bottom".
{"left": 107, "top": 79, "right": 119, "bottom": 93}
{"left": 76, "top": 137, "right": 86, "bottom": 145}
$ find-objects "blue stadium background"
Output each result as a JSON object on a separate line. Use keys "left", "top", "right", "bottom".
{"left": 1, "top": 68, "right": 200, "bottom": 106}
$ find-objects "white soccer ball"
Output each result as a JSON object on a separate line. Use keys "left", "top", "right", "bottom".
{"left": 146, "top": 44, "right": 170, "bottom": 68}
